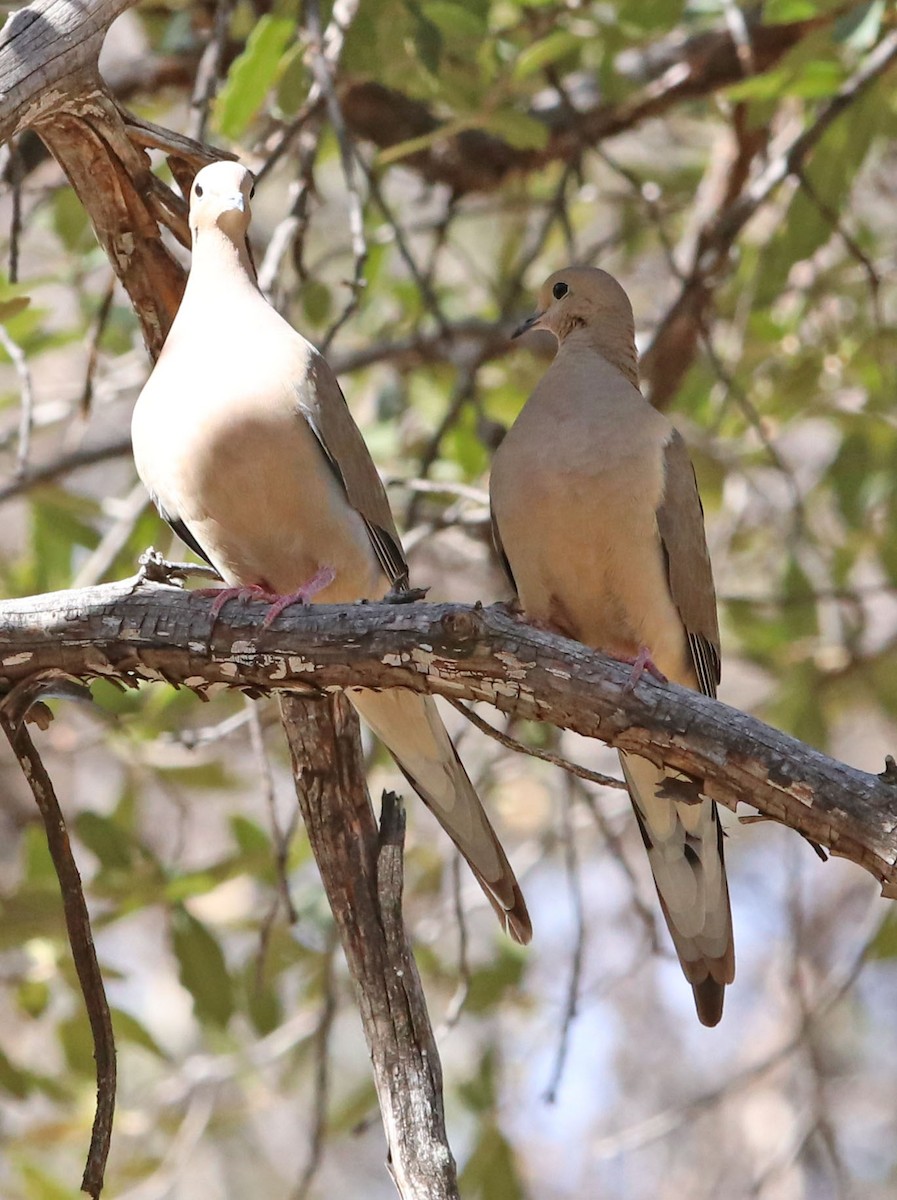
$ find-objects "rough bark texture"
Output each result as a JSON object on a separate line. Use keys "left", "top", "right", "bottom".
{"left": 2, "top": 578, "right": 896, "bottom": 897}
{"left": 280, "top": 694, "right": 459, "bottom": 1200}
{"left": 0, "top": 0, "right": 221, "bottom": 357}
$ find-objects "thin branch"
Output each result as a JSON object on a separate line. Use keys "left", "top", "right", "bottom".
{"left": 449, "top": 698, "right": 626, "bottom": 791}
{"left": 543, "top": 773, "right": 586, "bottom": 1104}
{"left": 78, "top": 275, "right": 117, "bottom": 416}
{"left": 8, "top": 132, "right": 22, "bottom": 283}
{"left": 0, "top": 319, "right": 36, "bottom": 478}
{"left": 0, "top": 708, "right": 116, "bottom": 1198}
{"left": 437, "top": 852, "right": 472, "bottom": 1035}
{"left": 305, "top": 0, "right": 366, "bottom": 353}
{"left": 189, "top": 0, "right": 234, "bottom": 143}
{"left": 293, "top": 931, "right": 338, "bottom": 1200}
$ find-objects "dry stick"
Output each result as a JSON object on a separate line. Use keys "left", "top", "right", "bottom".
{"left": 0, "top": 434, "right": 133, "bottom": 504}
{"left": 793, "top": 165, "right": 884, "bottom": 329}
{"left": 7, "top": 132, "right": 22, "bottom": 283}
{"left": 293, "top": 931, "right": 338, "bottom": 1200}
{"left": 279, "top": 691, "right": 460, "bottom": 1200}
{"left": 543, "top": 772, "right": 586, "bottom": 1105}
{"left": 0, "top": 713, "right": 115, "bottom": 1198}
{"left": 0, "top": 319, "right": 36, "bottom": 477}
{"left": 305, "top": 0, "right": 367, "bottom": 354}
{"left": 189, "top": 0, "right": 234, "bottom": 143}
{"left": 577, "top": 785, "right": 663, "bottom": 955}
{"left": 249, "top": 701, "right": 299, "bottom": 997}
{"left": 450, "top": 697, "right": 626, "bottom": 791}
{"left": 78, "top": 276, "right": 117, "bottom": 416}
{"left": 437, "top": 853, "right": 472, "bottom": 1035}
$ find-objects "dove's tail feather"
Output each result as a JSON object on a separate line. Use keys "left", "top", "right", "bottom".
{"left": 348, "top": 687, "right": 532, "bottom": 944}
{"left": 620, "top": 750, "right": 734, "bottom": 1026}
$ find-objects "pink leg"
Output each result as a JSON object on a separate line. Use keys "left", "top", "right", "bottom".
{"left": 618, "top": 645, "right": 668, "bottom": 692}
{"left": 194, "top": 584, "right": 274, "bottom": 620}
{"left": 261, "top": 565, "right": 337, "bottom": 629}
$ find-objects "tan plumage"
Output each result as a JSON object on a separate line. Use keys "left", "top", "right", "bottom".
{"left": 490, "top": 266, "right": 733, "bottom": 1023}
{"left": 131, "top": 161, "right": 530, "bottom": 944}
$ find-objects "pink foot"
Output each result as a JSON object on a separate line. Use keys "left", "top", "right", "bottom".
{"left": 194, "top": 584, "right": 275, "bottom": 621}
{"left": 195, "top": 565, "right": 337, "bottom": 628}
{"left": 619, "top": 645, "right": 667, "bottom": 692}
{"left": 260, "top": 565, "right": 337, "bottom": 629}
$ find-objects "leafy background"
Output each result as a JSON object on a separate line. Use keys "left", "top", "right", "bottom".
{"left": 1, "top": 0, "right": 897, "bottom": 1197}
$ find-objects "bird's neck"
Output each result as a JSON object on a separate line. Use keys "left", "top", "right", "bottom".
{"left": 186, "top": 226, "right": 258, "bottom": 297}
{"left": 558, "top": 320, "right": 640, "bottom": 389}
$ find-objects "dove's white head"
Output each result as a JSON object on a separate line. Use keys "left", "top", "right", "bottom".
{"left": 188, "top": 161, "right": 255, "bottom": 243}
{"left": 514, "top": 266, "right": 639, "bottom": 386}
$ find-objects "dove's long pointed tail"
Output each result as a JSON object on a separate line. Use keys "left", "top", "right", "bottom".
{"left": 620, "top": 751, "right": 734, "bottom": 1026}
{"left": 347, "top": 687, "right": 531, "bottom": 944}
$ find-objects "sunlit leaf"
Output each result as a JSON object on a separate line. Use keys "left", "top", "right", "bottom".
{"left": 215, "top": 15, "right": 298, "bottom": 138}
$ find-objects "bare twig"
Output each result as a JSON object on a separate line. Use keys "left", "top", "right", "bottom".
{"left": 0, "top": 319, "right": 35, "bottom": 477}
{"left": 449, "top": 698, "right": 626, "bottom": 792}
{"left": 543, "top": 773, "right": 586, "bottom": 1103}
{"left": 437, "top": 852, "right": 472, "bottom": 1035}
{"left": 305, "top": 0, "right": 367, "bottom": 353}
{"left": 189, "top": 0, "right": 234, "bottom": 143}
{"left": 293, "top": 931, "right": 338, "bottom": 1200}
{"left": 79, "top": 276, "right": 117, "bottom": 416}
{"left": 0, "top": 709, "right": 116, "bottom": 1198}
{"left": 7, "top": 132, "right": 22, "bottom": 283}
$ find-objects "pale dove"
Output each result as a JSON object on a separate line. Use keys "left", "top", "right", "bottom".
{"left": 131, "top": 161, "right": 530, "bottom": 944}
{"left": 490, "top": 267, "right": 733, "bottom": 1023}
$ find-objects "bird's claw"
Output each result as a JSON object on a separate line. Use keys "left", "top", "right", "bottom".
{"left": 620, "top": 645, "right": 667, "bottom": 693}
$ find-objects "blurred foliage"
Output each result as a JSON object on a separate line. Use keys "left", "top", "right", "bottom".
{"left": 1, "top": 0, "right": 897, "bottom": 1197}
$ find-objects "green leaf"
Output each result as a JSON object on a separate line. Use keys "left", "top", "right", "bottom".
{"left": 484, "top": 109, "right": 549, "bottom": 150}
{"left": 867, "top": 910, "right": 897, "bottom": 960}
{"left": 422, "top": 1, "right": 486, "bottom": 40}
{"left": 465, "top": 945, "right": 525, "bottom": 1014}
{"left": 112, "top": 1008, "right": 169, "bottom": 1058}
{"left": 170, "top": 906, "right": 234, "bottom": 1028}
{"left": 779, "top": 556, "right": 819, "bottom": 641}
{"left": 75, "top": 811, "right": 134, "bottom": 870}
{"left": 406, "top": 1, "right": 442, "bottom": 74}
{"left": 460, "top": 1123, "right": 526, "bottom": 1199}
{"left": 59, "top": 1014, "right": 97, "bottom": 1077}
{"left": 300, "top": 279, "right": 333, "bottom": 327}
{"left": 16, "top": 979, "right": 50, "bottom": 1018}
{"left": 0, "top": 1046, "right": 35, "bottom": 1098}
{"left": 512, "top": 30, "right": 580, "bottom": 80}
{"left": 52, "top": 187, "right": 93, "bottom": 253}
{"left": 215, "top": 15, "right": 298, "bottom": 139}
{"left": 242, "top": 958, "right": 283, "bottom": 1035}
{"left": 19, "top": 1163, "right": 80, "bottom": 1200}
{"left": 231, "top": 815, "right": 271, "bottom": 856}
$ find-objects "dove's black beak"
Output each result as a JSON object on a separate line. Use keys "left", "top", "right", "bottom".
{"left": 512, "top": 311, "right": 544, "bottom": 339}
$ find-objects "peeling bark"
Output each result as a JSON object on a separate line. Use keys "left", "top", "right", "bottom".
{"left": 2, "top": 578, "right": 896, "bottom": 897}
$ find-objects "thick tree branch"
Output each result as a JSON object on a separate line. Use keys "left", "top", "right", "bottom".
{"left": 280, "top": 693, "right": 459, "bottom": 1199}
{"left": 0, "top": 0, "right": 223, "bottom": 356}
{"left": 337, "top": 15, "right": 831, "bottom": 194}
{"left": 1, "top": 578, "right": 895, "bottom": 896}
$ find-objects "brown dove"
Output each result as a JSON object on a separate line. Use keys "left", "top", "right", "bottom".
{"left": 131, "top": 160, "right": 530, "bottom": 944}
{"left": 490, "top": 266, "right": 733, "bottom": 1023}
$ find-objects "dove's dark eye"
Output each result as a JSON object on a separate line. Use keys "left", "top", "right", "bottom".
{"left": 552, "top": 281, "right": 568, "bottom": 300}
{"left": 195, "top": 183, "right": 204, "bottom": 198}
{"left": 250, "top": 185, "right": 256, "bottom": 199}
